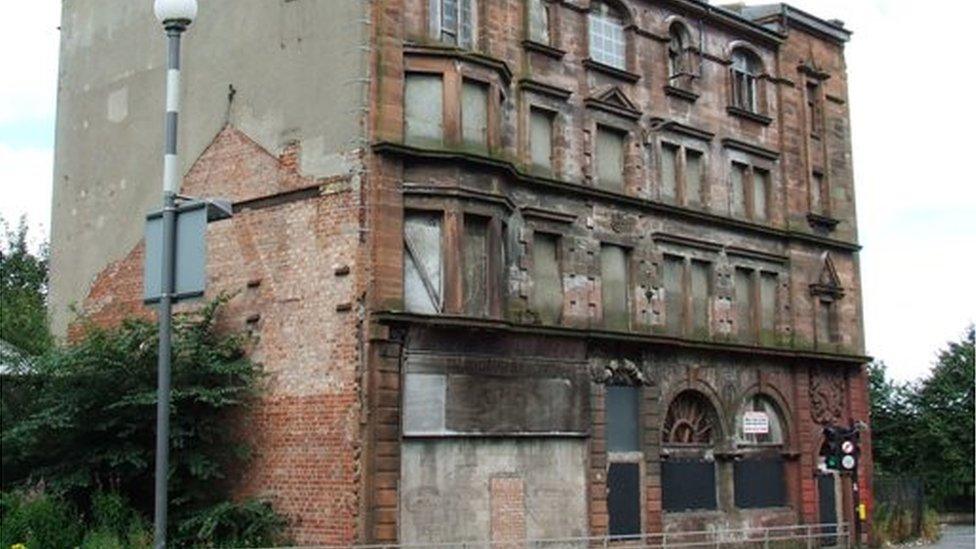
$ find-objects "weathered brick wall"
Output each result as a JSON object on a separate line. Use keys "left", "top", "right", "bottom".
{"left": 71, "top": 127, "right": 365, "bottom": 546}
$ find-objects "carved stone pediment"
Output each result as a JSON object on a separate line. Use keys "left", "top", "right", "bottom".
{"left": 589, "top": 357, "right": 650, "bottom": 386}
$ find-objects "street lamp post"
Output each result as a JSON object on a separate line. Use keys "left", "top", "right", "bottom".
{"left": 152, "top": 1, "right": 197, "bottom": 547}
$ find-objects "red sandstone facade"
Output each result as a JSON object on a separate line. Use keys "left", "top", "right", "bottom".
{"left": 69, "top": 1, "right": 871, "bottom": 546}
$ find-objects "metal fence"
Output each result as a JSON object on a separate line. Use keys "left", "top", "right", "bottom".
{"left": 290, "top": 522, "right": 851, "bottom": 549}
{"left": 874, "top": 475, "right": 924, "bottom": 536}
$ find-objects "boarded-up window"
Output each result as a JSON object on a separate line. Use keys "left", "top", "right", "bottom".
{"left": 691, "top": 260, "right": 710, "bottom": 335}
{"left": 807, "top": 82, "right": 823, "bottom": 137}
{"left": 818, "top": 299, "right": 837, "bottom": 344}
{"left": 662, "top": 459, "right": 717, "bottom": 511}
{"left": 731, "top": 162, "right": 747, "bottom": 217}
{"left": 596, "top": 127, "right": 625, "bottom": 192}
{"left": 404, "top": 212, "right": 443, "bottom": 313}
{"left": 462, "top": 80, "right": 489, "bottom": 147}
{"left": 664, "top": 255, "right": 684, "bottom": 335}
{"left": 760, "top": 272, "right": 777, "bottom": 335}
{"left": 735, "top": 267, "right": 754, "bottom": 341}
{"left": 463, "top": 216, "right": 490, "bottom": 316}
{"left": 686, "top": 149, "right": 704, "bottom": 207}
{"left": 608, "top": 462, "right": 641, "bottom": 536}
{"left": 527, "top": 0, "right": 551, "bottom": 44}
{"left": 660, "top": 143, "right": 678, "bottom": 201}
{"left": 601, "top": 244, "right": 629, "bottom": 330}
{"left": 404, "top": 74, "right": 443, "bottom": 143}
{"left": 753, "top": 168, "right": 769, "bottom": 221}
{"left": 734, "top": 458, "right": 786, "bottom": 508}
{"left": 530, "top": 108, "right": 554, "bottom": 170}
{"left": 607, "top": 385, "right": 639, "bottom": 452}
{"left": 531, "top": 233, "right": 562, "bottom": 323}
{"left": 811, "top": 172, "right": 824, "bottom": 214}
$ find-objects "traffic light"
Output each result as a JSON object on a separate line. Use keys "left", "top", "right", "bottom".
{"left": 822, "top": 425, "right": 842, "bottom": 470}
{"left": 822, "top": 424, "right": 860, "bottom": 472}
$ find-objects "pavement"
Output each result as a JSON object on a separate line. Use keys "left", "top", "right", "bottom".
{"left": 919, "top": 524, "right": 975, "bottom": 549}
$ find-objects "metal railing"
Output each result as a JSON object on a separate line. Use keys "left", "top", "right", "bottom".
{"left": 292, "top": 522, "right": 850, "bottom": 549}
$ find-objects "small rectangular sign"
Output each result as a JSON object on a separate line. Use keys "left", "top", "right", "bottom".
{"left": 743, "top": 411, "right": 770, "bottom": 434}
{"left": 144, "top": 201, "right": 207, "bottom": 303}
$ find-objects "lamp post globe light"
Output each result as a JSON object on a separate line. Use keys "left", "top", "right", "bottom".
{"left": 152, "top": 0, "right": 196, "bottom": 547}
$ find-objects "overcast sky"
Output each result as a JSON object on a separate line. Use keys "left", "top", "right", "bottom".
{"left": 0, "top": 1, "right": 973, "bottom": 381}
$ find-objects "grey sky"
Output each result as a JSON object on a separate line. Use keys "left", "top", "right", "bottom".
{"left": 0, "top": 0, "right": 972, "bottom": 381}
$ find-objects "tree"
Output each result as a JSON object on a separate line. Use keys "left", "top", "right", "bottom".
{"left": 912, "top": 326, "right": 975, "bottom": 509}
{"left": 0, "top": 216, "right": 52, "bottom": 357}
{"left": 1, "top": 298, "right": 286, "bottom": 545}
{"left": 869, "top": 326, "right": 975, "bottom": 510}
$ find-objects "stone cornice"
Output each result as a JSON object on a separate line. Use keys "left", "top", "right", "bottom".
{"left": 721, "top": 137, "right": 781, "bottom": 161}
{"left": 403, "top": 43, "right": 513, "bottom": 84}
{"left": 371, "top": 141, "right": 862, "bottom": 253}
{"left": 373, "top": 311, "right": 871, "bottom": 366}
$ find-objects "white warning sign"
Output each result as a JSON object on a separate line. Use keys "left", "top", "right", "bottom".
{"left": 743, "top": 411, "right": 770, "bottom": 434}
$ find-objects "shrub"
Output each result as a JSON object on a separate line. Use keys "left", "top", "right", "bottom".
{"left": 174, "top": 499, "right": 289, "bottom": 548}
{"left": 0, "top": 490, "right": 84, "bottom": 549}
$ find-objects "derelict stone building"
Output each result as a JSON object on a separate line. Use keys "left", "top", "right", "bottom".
{"left": 50, "top": 0, "right": 871, "bottom": 545}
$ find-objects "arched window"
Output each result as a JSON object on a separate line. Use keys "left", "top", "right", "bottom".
{"left": 730, "top": 48, "right": 763, "bottom": 112}
{"left": 668, "top": 23, "right": 691, "bottom": 80}
{"left": 734, "top": 394, "right": 789, "bottom": 509}
{"left": 661, "top": 390, "right": 719, "bottom": 512}
{"left": 588, "top": 1, "right": 626, "bottom": 70}
{"left": 662, "top": 390, "right": 717, "bottom": 445}
{"left": 431, "top": 0, "right": 477, "bottom": 49}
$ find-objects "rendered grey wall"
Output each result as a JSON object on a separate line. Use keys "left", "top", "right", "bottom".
{"left": 400, "top": 438, "right": 588, "bottom": 544}
{"left": 50, "top": 0, "right": 367, "bottom": 335}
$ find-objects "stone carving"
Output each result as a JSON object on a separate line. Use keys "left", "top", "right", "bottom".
{"left": 589, "top": 357, "right": 649, "bottom": 386}
{"left": 809, "top": 368, "right": 844, "bottom": 425}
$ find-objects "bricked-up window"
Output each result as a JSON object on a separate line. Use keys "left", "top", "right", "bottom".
{"left": 588, "top": 1, "right": 626, "bottom": 70}
{"left": 807, "top": 81, "right": 823, "bottom": 138}
{"left": 463, "top": 215, "right": 490, "bottom": 316}
{"left": 596, "top": 126, "right": 625, "bottom": 192}
{"left": 461, "top": 79, "right": 489, "bottom": 148}
{"left": 663, "top": 255, "right": 684, "bottom": 335}
{"left": 527, "top": 0, "right": 551, "bottom": 45}
{"left": 731, "top": 48, "right": 762, "bottom": 113}
{"left": 607, "top": 385, "right": 641, "bottom": 537}
{"left": 431, "top": 0, "right": 477, "bottom": 49}
{"left": 691, "top": 260, "right": 711, "bottom": 336}
{"left": 601, "top": 244, "right": 629, "bottom": 330}
{"left": 404, "top": 74, "right": 443, "bottom": 144}
{"left": 531, "top": 232, "right": 562, "bottom": 323}
{"left": 735, "top": 267, "right": 754, "bottom": 342}
{"left": 529, "top": 107, "right": 554, "bottom": 170}
{"left": 404, "top": 212, "right": 443, "bottom": 313}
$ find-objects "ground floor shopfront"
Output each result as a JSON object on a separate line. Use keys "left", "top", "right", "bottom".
{"left": 364, "top": 321, "right": 873, "bottom": 545}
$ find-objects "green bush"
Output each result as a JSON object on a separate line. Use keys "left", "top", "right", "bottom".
{"left": 1, "top": 298, "right": 290, "bottom": 546}
{"left": 0, "top": 490, "right": 84, "bottom": 549}
{"left": 174, "top": 499, "right": 289, "bottom": 548}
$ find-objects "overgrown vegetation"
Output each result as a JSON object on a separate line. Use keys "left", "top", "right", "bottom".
{"left": 0, "top": 216, "right": 53, "bottom": 358}
{"left": 1, "top": 218, "right": 288, "bottom": 547}
{"left": 869, "top": 326, "right": 975, "bottom": 511}
{"left": 871, "top": 504, "right": 941, "bottom": 546}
